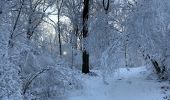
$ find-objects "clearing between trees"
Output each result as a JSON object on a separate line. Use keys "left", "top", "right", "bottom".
{"left": 68, "top": 66, "right": 168, "bottom": 100}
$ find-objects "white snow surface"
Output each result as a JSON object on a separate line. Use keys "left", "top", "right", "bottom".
{"left": 68, "top": 66, "right": 165, "bottom": 100}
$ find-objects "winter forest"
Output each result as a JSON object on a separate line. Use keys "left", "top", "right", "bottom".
{"left": 1, "top": 0, "right": 170, "bottom": 100}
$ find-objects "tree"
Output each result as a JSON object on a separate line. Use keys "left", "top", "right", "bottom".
{"left": 0, "top": 1, "right": 22, "bottom": 99}
{"left": 56, "top": 0, "right": 64, "bottom": 56}
{"left": 125, "top": 0, "right": 170, "bottom": 79}
{"left": 8, "top": 0, "right": 25, "bottom": 47}
{"left": 64, "top": 0, "right": 83, "bottom": 50}
{"left": 82, "top": 0, "right": 90, "bottom": 74}
{"left": 25, "top": 0, "right": 51, "bottom": 40}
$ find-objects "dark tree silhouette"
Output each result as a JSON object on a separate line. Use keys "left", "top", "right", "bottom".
{"left": 82, "top": 0, "right": 90, "bottom": 74}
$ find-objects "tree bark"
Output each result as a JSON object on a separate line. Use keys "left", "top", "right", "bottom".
{"left": 82, "top": 0, "right": 90, "bottom": 74}
{"left": 57, "top": 0, "right": 64, "bottom": 56}
{"left": 103, "top": 0, "right": 110, "bottom": 11}
{"left": 58, "top": 11, "right": 62, "bottom": 56}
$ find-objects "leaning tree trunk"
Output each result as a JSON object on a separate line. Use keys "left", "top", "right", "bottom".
{"left": 82, "top": 0, "right": 90, "bottom": 74}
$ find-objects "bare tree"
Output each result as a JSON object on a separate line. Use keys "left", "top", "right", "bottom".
{"left": 9, "top": 0, "right": 25, "bottom": 47}
{"left": 26, "top": 0, "right": 51, "bottom": 40}
{"left": 56, "top": 0, "right": 64, "bottom": 56}
{"left": 82, "top": 0, "right": 90, "bottom": 74}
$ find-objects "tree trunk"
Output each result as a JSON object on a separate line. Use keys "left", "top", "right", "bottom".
{"left": 82, "top": 0, "right": 90, "bottom": 74}
{"left": 57, "top": 0, "right": 64, "bottom": 56}
{"left": 9, "top": 0, "right": 24, "bottom": 47}
{"left": 103, "top": 0, "right": 110, "bottom": 14}
{"left": 82, "top": 50, "right": 89, "bottom": 73}
{"left": 58, "top": 12, "right": 62, "bottom": 56}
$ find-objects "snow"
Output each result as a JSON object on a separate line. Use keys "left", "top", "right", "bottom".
{"left": 68, "top": 66, "right": 165, "bottom": 100}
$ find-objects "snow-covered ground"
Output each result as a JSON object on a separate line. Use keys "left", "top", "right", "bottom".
{"left": 68, "top": 66, "right": 166, "bottom": 100}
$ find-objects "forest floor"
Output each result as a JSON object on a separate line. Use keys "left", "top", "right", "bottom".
{"left": 68, "top": 66, "right": 170, "bottom": 100}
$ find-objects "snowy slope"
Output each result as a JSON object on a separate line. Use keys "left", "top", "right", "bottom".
{"left": 68, "top": 66, "right": 165, "bottom": 100}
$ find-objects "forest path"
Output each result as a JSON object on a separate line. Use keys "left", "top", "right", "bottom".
{"left": 68, "top": 66, "right": 166, "bottom": 100}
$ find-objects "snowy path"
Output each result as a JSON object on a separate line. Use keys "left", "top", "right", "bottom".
{"left": 68, "top": 67, "right": 165, "bottom": 100}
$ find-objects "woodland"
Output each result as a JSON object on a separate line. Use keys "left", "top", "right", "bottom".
{"left": 0, "top": 0, "right": 170, "bottom": 100}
